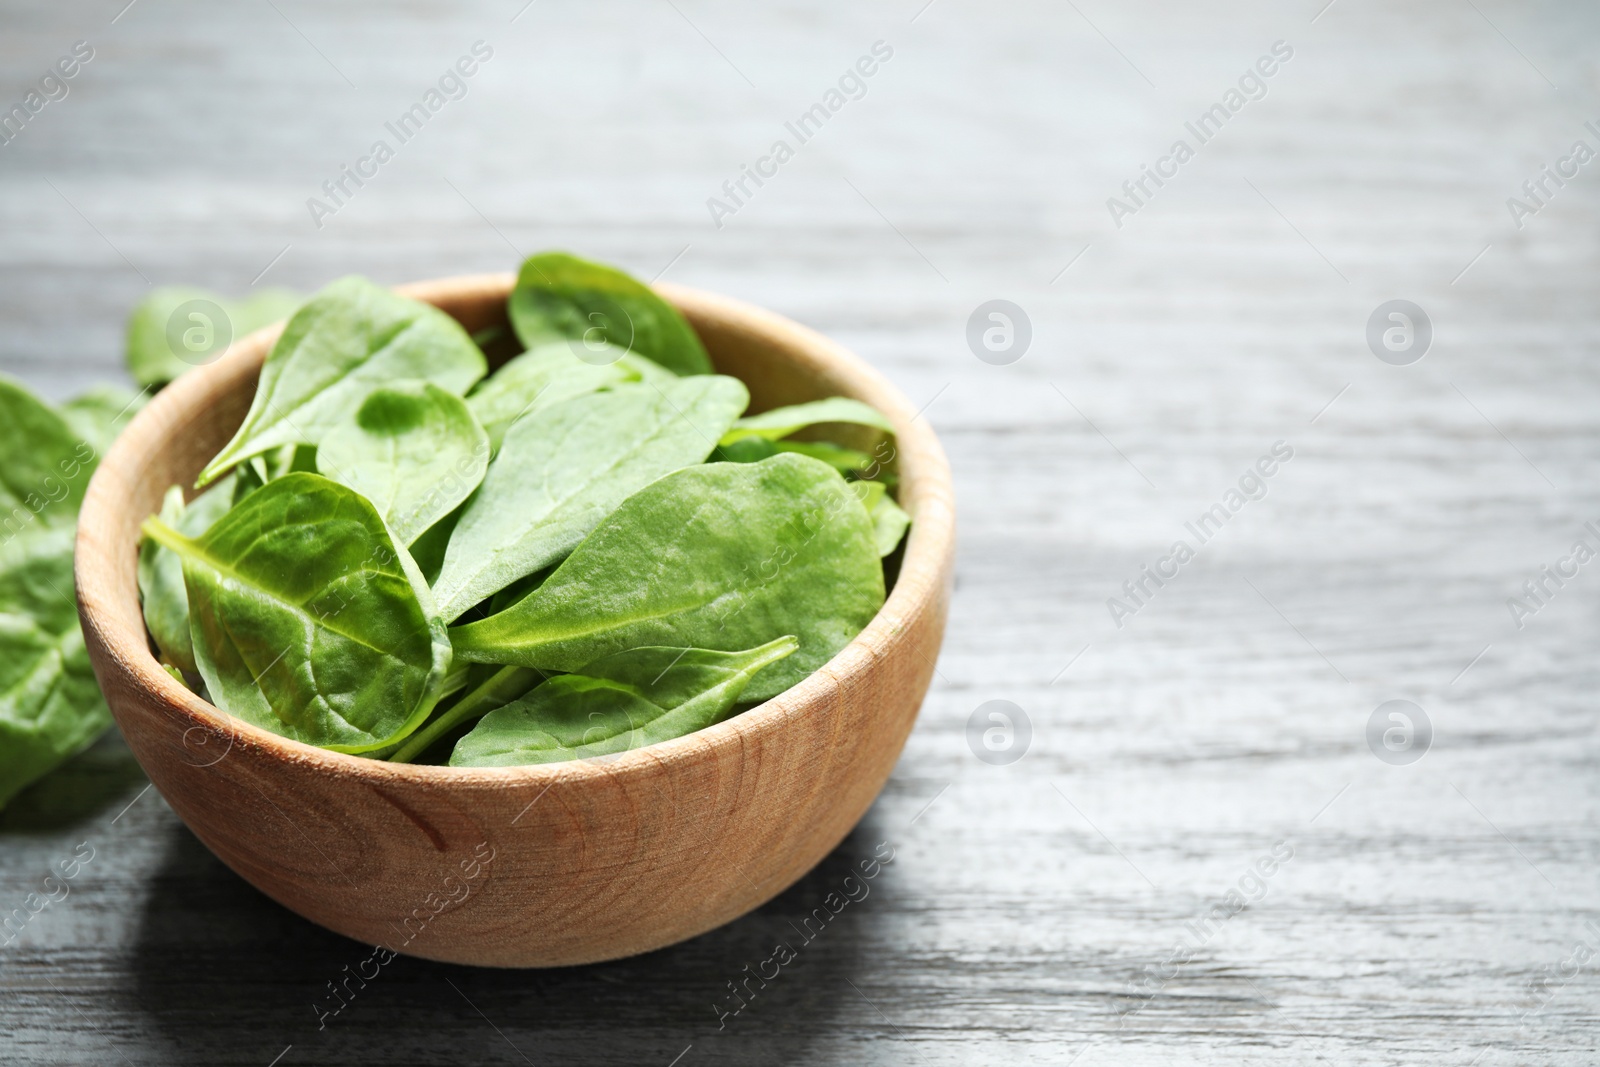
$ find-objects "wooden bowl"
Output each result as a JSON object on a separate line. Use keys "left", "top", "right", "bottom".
{"left": 74, "top": 274, "right": 954, "bottom": 968}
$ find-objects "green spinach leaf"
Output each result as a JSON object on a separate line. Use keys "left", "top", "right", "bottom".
{"left": 0, "top": 615, "right": 108, "bottom": 810}
{"left": 508, "top": 252, "right": 713, "bottom": 377}
{"left": 126, "top": 287, "right": 303, "bottom": 388}
{"left": 319, "top": 382, "right": 490, "bottom": 545}
{"left": 137, "top": 480, "right": 235, "bottom": 674}
{"left": 449, "top": 453, "right": 884, "bottom": 703}
{"left": 850, "top": 480, "right": 911, "bottom": 557}
{"left": 0, "top": 374, "right": 98, "bottom": 538}
{"left": 142, "top": 473, "right": 452, "bottom": 753}
{"left": 449, "top": 637, "right": 798, "bottom": 767}
{"left": 615, "top": 351, "right": 682, "bottom": 385}
{"left": 0, "top": 520, "right": 107, "bottom": 810}
{"left": 719, "top": 397, "right": 893, "bottom": 443}
{"left": 432, "top": 376, "right": 749, "bottom": 621}
{"left": 465, "top": 343, "right": 635, "bottom": 450}
{"left": 59, "top": 385, "right": 148, "bottom": 458}
{"left": 197, "top": 277, "right": 487, "bottom": 486}
{"left": 387, "top": 663, "right": 542, "bottom": 764}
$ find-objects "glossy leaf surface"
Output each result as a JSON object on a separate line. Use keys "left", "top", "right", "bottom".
{"left": 143, "top": 473, "right": 452, "bottom": 753}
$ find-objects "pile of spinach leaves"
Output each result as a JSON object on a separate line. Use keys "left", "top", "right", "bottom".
{"left": 134, "top": 251, "right": 910, "bottom": 768}
{"left": 0, "top": 374, "right": 146, "bottom": 810}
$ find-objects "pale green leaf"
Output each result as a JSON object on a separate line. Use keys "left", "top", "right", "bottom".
{"left": 449, "top": 637, "right": 798, "bottom": 767}
{"left": 850, "top": 480, "right": 911, "bottom": 556}
{"left": 319, "top": 382, "right": 490, "bottom": 545}
{"left": 719, "top": 397, "right": 893, "bottom": 444}
{"left": 432, "top": 376, "right": 749, "bottom": 621}
{"left": 465, "top": 343, "right": 635, "bottom": 450}
{"left": 126, "top": 286, "right": 302, "bottom": 388}
{"left": 197, "top": 277, "right": 487, "bottom": 486}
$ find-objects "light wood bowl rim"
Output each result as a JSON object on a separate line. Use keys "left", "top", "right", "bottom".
{"left": 75, "top": 272, "right": 955, "bottom": 788}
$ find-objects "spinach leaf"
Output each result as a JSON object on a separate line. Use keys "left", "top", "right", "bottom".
{"left": 719, "top": 397, "right": 893, "bottom": 443}
{"left": 0, "top": 377, "right": 120, "bottom": 809}
{"left": 59, "top": 385, "right": 148, "bottom": 458}
{"left": 197, "top": 277, "right": 487, "bottom": 486}
{"left": 431, "top": 376, "right": 750, "bottom": 621}
{"left": 508, "top": 252, "right": 713, "bottom": 377}
{"left": 713, "top": 436, "right": 877, "bottom": 480}
{"left": 137, "top": 480, "right": 235, "bottom": 674}
{"left": 778, "top": 440, "right": 874, "bottom": 476}
{"left": 0, "top": 616, "right": 108, "bottom": 810}
{"left": 465, "top": 342, "right": 635, "bottom": 450}
{"left": 142, "top": 473, "right": 452, "bottom": 753}
{"left": 0, "top": 374, "right": 98, "bottom": 538}
{"left": 388, "top": 663, "right": 541, "bottom": 764}
{"left": 449, "top": 453, "right": 884, "bottom": 703}
{"left": 449, "top": 637, "right": 798, "bottom": 767}
{"left": 126, "top": 287, "right": 303, "bottom": 388}
{"left": 615, "top": 351, "right": 682, "bottom": 385}
{"left": 319, "top": 382, "right": 490, "bottom": 545}
{"left": 851, "top": 480, "right": 911, "bottom": 557}
{"left": 0, "top": 518, "right": 107, "bottom": 810}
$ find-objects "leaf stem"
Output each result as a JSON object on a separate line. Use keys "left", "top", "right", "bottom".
{"left": 389, "top": 664, "right": 539, "bottom": 764}
{"left": 140, "top": 516, "right": 192, "bottom": 556}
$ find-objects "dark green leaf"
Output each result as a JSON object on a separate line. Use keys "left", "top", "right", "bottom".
{"left": 449, "top": 453, "right": 884, "bottom": 703}
{"left": 142, "top": 473, "right": 452, "bottom": 753}
{"left": 197, "top": 277, "right": 487, "bottom": 486}
{"left": 449, "top": 637, "right": 797, "bottom": 767}
{"left": 508, "top": 252, "right": 713, "bottom": 376}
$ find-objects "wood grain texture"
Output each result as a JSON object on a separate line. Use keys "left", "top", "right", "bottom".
{"left": 2, "top": 0, "right": 1599, "bottom": 1063}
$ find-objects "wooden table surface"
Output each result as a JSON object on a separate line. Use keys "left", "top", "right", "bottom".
{"left": 3, "top": 1, "right": 1598, "bottom": 1063}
